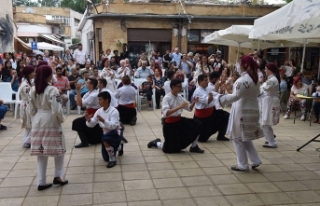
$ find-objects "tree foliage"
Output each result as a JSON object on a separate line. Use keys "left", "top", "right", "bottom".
{"left": 38, "top": 0, "right": 60, "bottom": 7}
{"left": 14, "top": 0, "right": 39, "bottom": 6}
{"left": 285, "top": 0, "right": 292, "bottom": 3}
{"left": 61, "top": 0, "right": 101, "bottom": 14}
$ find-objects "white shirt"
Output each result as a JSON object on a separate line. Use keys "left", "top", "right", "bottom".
{"left": 207, "top": 82, "right": 215, "bottom": 92}
{"left": 86, "top": 106, "right": 120, "bottom": 134}
{"left": 285, "top": 66, "right": 293, "bottom": 77}
{"left": 162, "top": 93, "right": 191, "bottom": 117}
{"left": 100, "top": 88, "right": 118, "bottom": 108}
{"left": 163, "top": 79, "right": 188, "bottom": 95}
{"left": 116, "top": 67, "right": 131, "bottom": 79}
{"left": 115, "top": 85, "right": 137, "bottom": 105}
{"left": 193, "top": 86, "right": 220, "bottom": 109}
{"left": 73, "top": 49, "right": 87, "bottom": 65}
{"left": 134, "top": 67, "right": 154, "bottom": 78}
{"left": 82, "top": 89, "right": 100, "bottom": 109}
{"left": 291, "top": 84, "right": 309, "bottom": 95}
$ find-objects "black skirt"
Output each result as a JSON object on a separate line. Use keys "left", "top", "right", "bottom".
{"left": 162, "top": 117, "right": 202, "bottom": 153}
{"left": 117, "top": 105, "right": 137, "bottom": 124}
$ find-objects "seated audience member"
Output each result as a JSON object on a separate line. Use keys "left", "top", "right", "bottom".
{"left": 280, "top": 74, "right": 288, "bottom": 93}
{"left": 283, "top": 75, "right": 309, "bottom": 120}
{"left": 85, "top": 91, "right": 124, "bottom": 168}
{"left": 53, "top": 67, "right": 70, "bottom": 106}
{"left": 0, "top": 99, "right": 7, "bottom": 130}
{"left": 115, "top": 76, "right": 137, "bottom": 125}
{"left": 72, "top": 78, "right": 102, "bottom": 148}
{"left": 80, "top": 62, "right": 93, "bottom": 76}
{"left": 153, "top": 68, "right": 165, "bottom": 109}
{"left": 139, "top": 75, "right": 154, "bottom": 110}
{"left": 92, "top": 67, "right": 100, "bottom": 80}
{"left": 68, "top": 68, "right": 81, "bottom": 110}
{"left": 134, "top": 61, "right": 154, "bottom": 78}
{"left": 6, "top": 69, "right": 19, "bottom": 92}
{"left": 312, "top": 80, "right": 320, "bottom": 123}
{"left": 77, "top": 71, "right": 90, "bottom": 97}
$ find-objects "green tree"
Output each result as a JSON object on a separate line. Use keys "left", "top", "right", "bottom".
{"left": 14, "top": 0, "right": 39, "bottom": 6}
{"left": 61, "top": 0, "right": 102, "bottom": 14}
{"left": 285, "top": 0, "right": 292, "bottom": 3}
{"left": 38, "top": 0, "right": 60, "bottom": 7}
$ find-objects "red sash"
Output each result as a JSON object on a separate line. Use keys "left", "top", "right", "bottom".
{"left": 165, "top": 116, "right": 181, "bottom": 123}
{"left": 194, "top": 107, "right": 214, "bottom": 118}
{"left": 120, "top": 103, "right": 135, "bottom": 108}
{"left": 86, "top": 108, "right": 98, "bottom": 116}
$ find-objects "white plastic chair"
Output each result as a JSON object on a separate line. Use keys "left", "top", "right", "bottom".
{"left": 14, "top": 87, "right": 22, "bottom": 119}
{"left": 134, "top": 78, "right": 156, "bottom": 111}
{"left": 0, "top": 82, "right": 17, "bottom": 116}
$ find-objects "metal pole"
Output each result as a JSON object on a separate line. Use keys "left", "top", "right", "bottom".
{"left": 236, "top": 42, "right": 240, "bottom": 64}
{"left": 301, "top": 39, "right": 307, "bottom": 73}
{"left": 318, "top": 48, "right": 320, "bottom": 80}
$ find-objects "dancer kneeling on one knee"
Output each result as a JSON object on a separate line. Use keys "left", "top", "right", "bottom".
{"left": 85, "top": 91, "right": 124, "bottom": 168}
{"left": 148, "top": 79, "right": 204, "bottom": 154}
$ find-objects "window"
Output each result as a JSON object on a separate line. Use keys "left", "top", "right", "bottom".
{"left": 188, "top": 30, "right": 200, "bottom": 42}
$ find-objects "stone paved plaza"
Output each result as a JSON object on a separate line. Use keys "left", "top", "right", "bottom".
{"left": 1, "top": 108, "right": 320, "bottom": 206}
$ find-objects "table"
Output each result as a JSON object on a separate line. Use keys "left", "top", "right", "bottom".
{"left": 296, "top": 94, "right": 320, "bottom": 151}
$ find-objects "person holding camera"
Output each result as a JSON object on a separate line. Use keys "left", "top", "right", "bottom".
{"left": 53, "top": 67, "right": 70, "bottom": 106}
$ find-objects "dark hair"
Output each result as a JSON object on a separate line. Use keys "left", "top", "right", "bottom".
{"left": 4, "top": 60, "right": 12, "bottom": 69}
{"left": 209, "top": 72, "right": 220, "bottom": 80}
{"left": 34, "top": 65, "right": 52, "bottom": 94}
{"left": 78, "top": 43, "right": 82, "bottom": 46}
{"left": 167, "top": 70, "right": 175, "bottom": 80}
{"left": 265, "top": 62, "right": 280, "bottom": 83}
{"left": 88, "top": 77, "right": 98, "bottom": 88}
{"left": 38, "top": 60, "right": 48, "bottom": 67}
{"left": 98, "top": 91, "right": 111, "bottom": 103}
{"left": 82, "top": 71, "right": 89, "bottom": 76}
{"left": 122, "top": 75, "right": 131, "bottom": 85}
{"left": 197, "top": 74, "right": 208, "bottom": 82}
{"left": 241, "top": 55, "right": 259, "bottom": 84}
{"left": 19, "top": 66, "right": 35, "bottom": 85}
{"left": 56, "top": 66, "right": 63, "bottom": 72}
{"left": 102, "top": 58, "right": 109, "bottom": 67}
{"left": 16, "top": 59, "right": 23, "bottom": 77}
{"left": 170, "top": 78, "right": 182, "bottom": 89}
{"left": 98, "top": 78, "right": 107, "bottom": 87}
{"left": 113, "top": 50, "right": 118, "bottom": 53}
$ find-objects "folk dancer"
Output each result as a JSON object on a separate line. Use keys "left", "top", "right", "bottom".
{"left": 19, "top": 66, "right": 35, "bottom": 148}
{"left": 72, "top": 78, "right": 103, "bottom": 148}
{"left": 29, "top": 65, "right": 68, "bottom": 191}
{"left": 86, "top": 91, "right": 124, "bottom": 168}
{"left": 115, "top": 76, "right": 137, "bottom": 126}
{"left": 218, "top": 56, "right": 264, "bottom": 171}
{"left": 147, "top": 79, "right": 204, "bottom": 154}
{"left": 193, "top": 74, "right": 229, "bottom": 142}
{"left": 259, "top": 63, "right": 280, "bottom": 148}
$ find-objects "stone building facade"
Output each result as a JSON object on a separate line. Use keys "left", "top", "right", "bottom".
{"left": 85, "top": 0, "right": 280, "bottom": 64}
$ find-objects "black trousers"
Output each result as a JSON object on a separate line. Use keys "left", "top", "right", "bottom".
{"left": 72, "top": 116, "right": 103, "bottom": 145}
{"left": 141, "top": 89, "right": 153, "bottom": 101}
{"left": 117, "top": 105, "right": 137, "bottom": 124}
{"left": 155, "top": 88, "right": 165, "bottom": 107}
{"left": 194, "top": 109, "right": 229, "bottom": 142}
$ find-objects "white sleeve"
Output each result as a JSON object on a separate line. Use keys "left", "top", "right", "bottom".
{"left": 50, "top": 87, "right": 65, "bottom": 124}
{"left": 86, "top": 110, "right": 99, "bottom": 128}
{"left": 220, "top": 81, "right": 247, "bottom": 105}
{"left": 101, "top": 110, "right": 119, "bottom": 130}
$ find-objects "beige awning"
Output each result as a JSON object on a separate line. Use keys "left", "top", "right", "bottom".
{"left": 39, "top": 34, "right": 65, "bottom": 45}
{"left": 14, "top": 37, "right": 32, "bottom": 53}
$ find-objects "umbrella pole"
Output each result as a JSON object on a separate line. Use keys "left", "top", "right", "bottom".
{"left": 236, "top": 42, "right": 240, "bottom": 64}
{"left": 301, "top": 39, "right": 307, "bottom": 73}
{"left": 318, "top": 48, "right": 320, "bottom": 80}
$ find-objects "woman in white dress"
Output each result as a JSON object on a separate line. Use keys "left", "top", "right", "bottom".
{"left": 29, "top": 65, "right": 68, "bottom": 191}
{"left": 258, "top": 63, "right": 281, "bottom": 148}
{"left": 100, "top": 58, "right": 117, "bottom": 93}
{"left": 19, "top": 66, "right": 35, "bottom": 148}
{"left": 218, "top": 55, "right": 264, "bottom": 171}
{"left": 191, "top": 55, "right": 213, "bottom": 86}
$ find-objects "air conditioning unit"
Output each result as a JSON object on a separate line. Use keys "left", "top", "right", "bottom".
{"left": 87, "top": 31, "right": 94, "bottom": 39}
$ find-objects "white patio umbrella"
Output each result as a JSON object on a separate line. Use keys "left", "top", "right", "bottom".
{"left": 249, "top": 0, "right": 320, "bottom": 74}
{"left": 29, "top": 42, "right": 65, "bottom": 51}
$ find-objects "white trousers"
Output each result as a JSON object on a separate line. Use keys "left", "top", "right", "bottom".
{"left": 22, "top": 128, "right": 31, "bottom": 146}
{"left": 232, "top": 139, "right": 262, "bottom": 170}
{"left": 37, "top": 155, "right": 64, "bottom": 185}
{"left": 262, "top": 125, "right": 277, "bottom": 147}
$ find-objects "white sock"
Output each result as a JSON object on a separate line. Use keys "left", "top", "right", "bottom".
{"left": 156, "top": 142, "right": 163, "bottom": 149}
{"left": 106, "top": 146, "right": 116, "bottom": 162}
{"left": 191, "top": 136, "right": 199, "bottom": 148}
{"left": 118, "top": 144, "right": 122, "bottom": 151}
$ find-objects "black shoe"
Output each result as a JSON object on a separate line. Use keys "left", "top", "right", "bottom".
{"left": 71, "top": 105, "right": 77, "bottom": 110}
{"left": 156, "top": 106, "right": 160, "bottom": 109}
{"left": 130, "top": 117, "right": 137, "bottom": 126}
{"left": 75, "top": 143, "right": 89, "bottom": 148}
{"left": 118, "top": 143, "right": 124, "bottom": 156}
{"left": 189, "top": 145, "right": 205, "bottom": 153}
{"left": 252, "top": 164, "right": 261, "bottom": 170}
{"left": 147, "top": 138, "right": 161, "bottom": 148}
{"left": 263, "top": 144, "right": 277, "bottom": 148}
{"left": 122, "top": 137, "right": 128, "bottom": 143}
{"left": 106, "top": 161, "right": 116, "bottom": 168}
{"left": 217, "top": 136, "right": 230, "bottom": 141}
{"left": 53, "top": 177, "right": 68, "bottom": 186}
{"left": 0, "top": 124, "right": 7, "bottom": 130}
{"left": 231, "top": 166, "right": 249, "bottom": 172}
{"left": 37, "top": 184, "right": 52, "bottom": 191}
